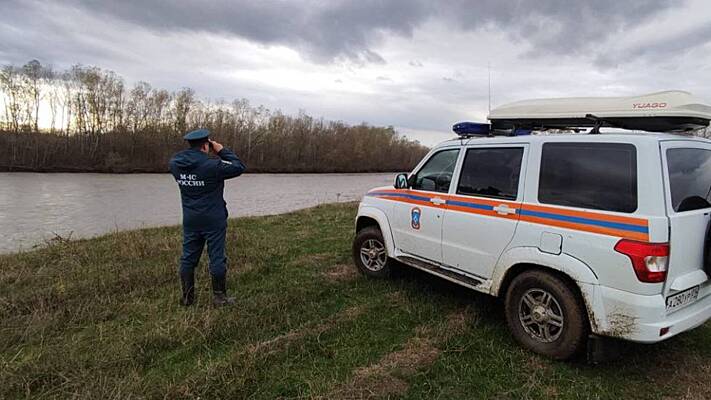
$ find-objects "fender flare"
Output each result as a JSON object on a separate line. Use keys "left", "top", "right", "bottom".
{"left": 355, "top": 206, "right": 396, "bottom": 256}
{"left": 490, "top": 246, "right": 600, "bottom": 297}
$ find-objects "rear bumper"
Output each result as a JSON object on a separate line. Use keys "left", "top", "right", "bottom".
{"left": 585, "top": 282, "right": 711, "bottom": 343}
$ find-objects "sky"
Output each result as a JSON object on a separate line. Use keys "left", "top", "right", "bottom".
{"left": 1, "top": 0, "right": 710, "bottom": 146}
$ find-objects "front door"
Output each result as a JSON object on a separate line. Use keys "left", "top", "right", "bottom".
{"left": 391, "top": 148, "right": 461, "bottom": 263}
{"left": 441, "top": 145, "right": 527, "bottom": 279}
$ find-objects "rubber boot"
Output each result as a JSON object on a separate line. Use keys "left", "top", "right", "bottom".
{"left": 211, "top": 275, "right": 236, "bottom": 306}
{"left": 180, "top": 271, "right": 195, "bottom": 306}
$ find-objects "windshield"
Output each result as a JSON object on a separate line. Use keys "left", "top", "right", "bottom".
{"left": 667, "top": 147, "right": 711, "bottom": 212}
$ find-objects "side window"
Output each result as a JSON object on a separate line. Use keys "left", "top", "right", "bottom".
{"left": 457, "top": 147, "right": 524, "bottom": 200}
{"left": 411, "top": 149, "right": 460, "bottom": 193}
{"left": 538, "top": 142, "right": 637, "bottom": 213}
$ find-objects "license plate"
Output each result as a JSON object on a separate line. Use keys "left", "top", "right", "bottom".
{"left": 666, "top": 285, "right": 700, "bottom": 312}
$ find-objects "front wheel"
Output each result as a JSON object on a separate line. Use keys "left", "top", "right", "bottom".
{"left": 504, "top": 270, "right": 588, "bottom": 360}
{"left": 352, "top": 227, "right": 393, "bottom": 278}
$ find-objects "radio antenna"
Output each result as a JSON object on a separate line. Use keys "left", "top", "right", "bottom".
{"left": 488, "top": 62, "right": 492, "bottom": 113}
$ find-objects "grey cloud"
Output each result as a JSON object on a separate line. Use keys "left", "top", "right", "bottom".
{"left": 52, "top": 0, "right": 428, "bottom": 64}
{"left": 595, "top": 22, "right": 711, "bottom": 67}
{"left": 445, "top": 0, "right": 682, "bottom": 54}
{"left": 0, "top": 2, "right": 118, "bottom": 66}
{"left": 5, "top": 0, "right": 684, "bottom": 65}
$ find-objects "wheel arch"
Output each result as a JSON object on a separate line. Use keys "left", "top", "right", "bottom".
{"left": 496, "top": 263, "right": 585, "bottom": 305}
{"left": 491, "top": 247, "right": 600, "bottom": 298}
{"left": 355, "top": 206, "right": 396, "bottom": 256}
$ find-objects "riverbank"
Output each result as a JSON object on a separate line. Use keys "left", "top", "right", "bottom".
{"left": 1, "top": 203, "right": 709, "bottom": 399}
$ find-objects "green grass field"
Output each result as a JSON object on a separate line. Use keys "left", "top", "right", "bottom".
{"left": 1, "top": 203, "right": 710, "bottom": 399}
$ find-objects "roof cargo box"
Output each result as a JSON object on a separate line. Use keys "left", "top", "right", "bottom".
{"left": 488, "top": 90, "right": 711, "bottom": 133}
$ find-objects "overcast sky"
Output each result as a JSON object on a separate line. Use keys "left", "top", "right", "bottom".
{"left": 2, "top": 0, "right": 710, "bottom": 146}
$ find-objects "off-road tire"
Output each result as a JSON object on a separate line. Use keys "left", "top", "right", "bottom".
{"left": 352, "top": 226, "right": 392, "bottom": 278}
{"left": 504, "top": 270, "right": 588, "bottom": 360}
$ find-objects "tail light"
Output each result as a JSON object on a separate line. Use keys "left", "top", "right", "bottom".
{"left": 614, "top": 240, "right": 669, "bottom": 283}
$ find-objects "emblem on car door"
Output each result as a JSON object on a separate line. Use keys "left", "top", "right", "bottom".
{"left": 411, "top": 207, "right": 421, "bottom": 230}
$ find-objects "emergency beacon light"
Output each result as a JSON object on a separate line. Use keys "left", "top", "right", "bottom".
{"left": 453, "top": 122, "right": 490, "bottom": 137}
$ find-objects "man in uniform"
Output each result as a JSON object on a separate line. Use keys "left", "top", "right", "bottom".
{"left": 169, "top": 129, "right": 246, "bottom": 306}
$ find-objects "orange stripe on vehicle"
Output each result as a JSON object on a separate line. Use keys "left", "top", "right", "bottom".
{"left": 519, "top": 203, "right": 648, "bottom": 226}
{"left": 366, "top": 189, "right": 650, "bottom": 241}
{"left": 446, "top": 194, "right": 520, "bottom": 208}
{"left": 446, "top": 204, "right": 519, "bottom": 219}
{"left": 377, "top": 196, "right": 438, "bottom": 208}
{"left": 518, "top": 215, "right": 649, "bottom": 241}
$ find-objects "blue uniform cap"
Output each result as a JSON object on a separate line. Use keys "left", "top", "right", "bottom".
{"left": 183, "top": 129, "right": 210, "bottom": 141}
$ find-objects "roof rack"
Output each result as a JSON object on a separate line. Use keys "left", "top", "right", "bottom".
{"left": 487, "top": 90, "right": 711, "bottom": 133}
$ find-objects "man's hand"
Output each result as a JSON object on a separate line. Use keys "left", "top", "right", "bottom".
{"left": 209, "top": 139, "right": 224, "bottom": 153}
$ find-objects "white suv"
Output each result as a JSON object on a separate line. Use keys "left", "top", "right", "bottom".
{"left": 352, "top": 92, "right": 711, "bottom": 359}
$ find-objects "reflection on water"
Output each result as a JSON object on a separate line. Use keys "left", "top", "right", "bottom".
{"left": 0, "top": 172, "right": 394, "bottom": 253}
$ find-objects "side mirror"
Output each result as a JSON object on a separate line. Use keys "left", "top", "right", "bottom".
{"left": 394, "top": 173, "right": 409, "bottom": 189}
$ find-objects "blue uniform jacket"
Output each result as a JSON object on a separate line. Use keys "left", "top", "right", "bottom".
{"left": 169, "top": 147, "right": 246, "bottom": 231}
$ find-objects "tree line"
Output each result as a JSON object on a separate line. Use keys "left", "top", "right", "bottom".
{"left": 0, "top": 60, "right": 429, "bottom": 173}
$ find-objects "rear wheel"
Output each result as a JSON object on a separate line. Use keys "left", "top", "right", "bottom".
{"left": 353, "top": 227, "right": 392, "bottom": 278}
{"left": 504, "top": 270, "right": 588, "bottom": 360}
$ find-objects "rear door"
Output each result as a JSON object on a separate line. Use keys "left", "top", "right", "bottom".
{"left": 441, "top": 144, "right": 527, "bottom": 279}
{"left": 661, "top": 141, "right": 711, "bottom": 306}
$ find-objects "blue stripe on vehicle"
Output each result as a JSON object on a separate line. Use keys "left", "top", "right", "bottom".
{"left": 367, "top": 191, "right": 648, "bottom": 235}
{"left": 445, "top": 199, "right": 496, "bottom": 211}
{"left": 518, "top": 209, "right": 649, "bottom": 233}
{"left": 367, "top": 192, "right": 432, "bottom": 202}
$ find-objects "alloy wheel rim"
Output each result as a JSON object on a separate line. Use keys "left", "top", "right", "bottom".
{"left": 518, "top": 288, "right": 565, "bottom": 343}
{"left": 359, "top": 239, "right": 386, "bottom": 272}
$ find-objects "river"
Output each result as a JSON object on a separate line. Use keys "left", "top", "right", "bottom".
{"left": 0, "top": 172, "right": 395, "bottom": 253}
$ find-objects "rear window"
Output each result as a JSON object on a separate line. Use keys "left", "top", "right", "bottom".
{"left": 457, "top": 147, "right": 523, "bottom": 200}
{"left": 667, "top": 148, "right": 711, "bottom": 212}
{"left": 538, "top": 143, "right": 637, "bottom": 213}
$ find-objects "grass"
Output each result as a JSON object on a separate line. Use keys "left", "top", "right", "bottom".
{"left": 1, "top": 202, "right": 710, "bottom": 399}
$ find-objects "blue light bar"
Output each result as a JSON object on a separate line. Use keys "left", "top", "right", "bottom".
{"left": 452, "top": 122, "right": 490, "bottom": 136}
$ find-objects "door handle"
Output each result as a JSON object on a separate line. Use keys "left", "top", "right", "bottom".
{"left": 430, "top": 197, "right": 446, "bottom": 206}
{"left": 493, "top": 204, "right": 517, "bottom": 215}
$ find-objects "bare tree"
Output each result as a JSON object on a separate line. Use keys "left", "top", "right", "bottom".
{"left": 21, "top": 60, "right": 44, "bottom": 132}
{"left": 0, "top": 60, "right": 429, "bottom": 173}
{"left": 172, "top": 87, "right": 194, "bottom": 135}
{"left": 0, "top": 65, "right": 22, "bottom": 133}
